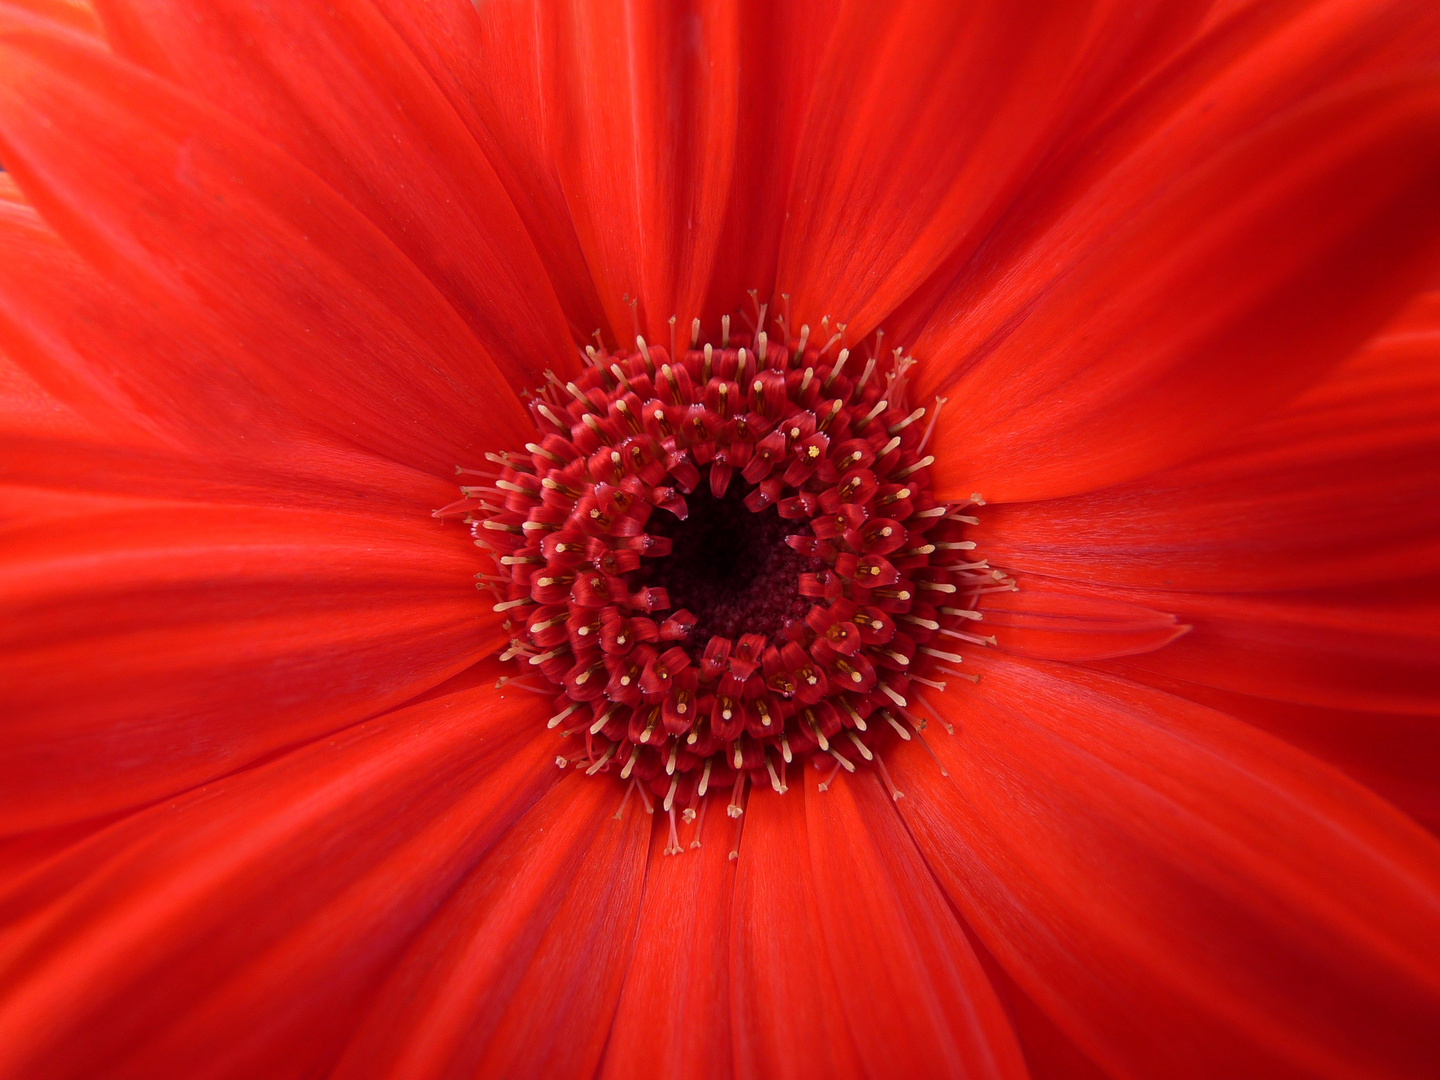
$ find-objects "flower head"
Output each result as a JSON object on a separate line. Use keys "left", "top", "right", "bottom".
{"left": 1, "top": 1, "right": 1439, "bottom": 1079}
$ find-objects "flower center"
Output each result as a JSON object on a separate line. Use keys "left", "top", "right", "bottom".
{"left": 639, "top": 478, "right": 817, "bottom": 643}
{"left": 460, "top": 317, "right": 999, "bottom": 837}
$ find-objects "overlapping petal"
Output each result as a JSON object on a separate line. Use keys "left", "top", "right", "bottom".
{"left": 0, "top": 26, "right": 531, "bottom": 476}
{"left": 803, "top": 764, "right": 1029, "bottom": 1080}
{"left": 729, "top": 785, "right": 864, "bottom": 1080}
{"left": 600, "top": 812, "right": 735, "bottom": 1080}
{"left": 973, "top": 292, "right": 1440, "bottom": 590}
{"left": 0, "top": 683, "right": 558, "bottom": 1080}
{"left": 92, "top": 0, "right": 577, "bottom": 391}
{"left": 0, "top": 1, "right": 1436, "bottom": 1076}
{"left": 1098, "top": 579, "right": 1440, "bottom": 716}
{"left": 921, "top": 74, "right": 1440, "bottom": 503}
{"left": 368, "top": 0, "right": 610, "bottom": 340}
{"left": 543, "top": 0, "right": 741, "bottom": 342}
{"left": 0, "top": 499, "right": 494, "bottom": 831}
{"left": 893, "top": 657, "right": 1440, "bottom": 1080}
{"left": 1088, "top": 674, "right": 1440, "bottom": 838}
{"left": 777, "top": 0, "right": 1210, "bottom": 340}
{"left": 981, "top": 582, "right": 1188, "bottom": 662}
{"left": 331, "top": 773, "right": 649, "bottom": 1080}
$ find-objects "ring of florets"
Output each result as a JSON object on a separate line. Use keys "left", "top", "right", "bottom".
{"left": 451, "top": 315, "right": 1008, "bottom": 826}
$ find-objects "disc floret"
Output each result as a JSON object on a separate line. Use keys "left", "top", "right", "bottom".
{"left": 462, "top": 320, "right": 1000, "bottom": 812}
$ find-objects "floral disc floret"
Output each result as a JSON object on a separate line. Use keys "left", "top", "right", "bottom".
{"left": 457, "top": 317, "right": 1007, "bottom": 820}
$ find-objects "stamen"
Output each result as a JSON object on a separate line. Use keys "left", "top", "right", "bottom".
{"left": 586, "top": 742, "right": 618, "bottom": 775}
{"left": 847, "top": 731, "right": 875, "bottom": 761}
{"left": 462, "top": 322, "right": 993, "bottom": 810}
{"left": 689, "top": 793, "right": 710, "bottom": 849}
{"left": 665, "top": 805, "right": 683, "bottom": 855}
{"left": 873, "top": 751, "right": 904, "bottom": 801}
{"left": 728, "top": 771, "right": 747, "bottom": 819}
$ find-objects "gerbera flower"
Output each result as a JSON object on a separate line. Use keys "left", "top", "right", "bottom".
{"left": 1, "top": 0, "right": 1439, "bottom": 1077}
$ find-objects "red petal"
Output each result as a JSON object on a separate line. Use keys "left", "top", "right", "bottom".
{"left": 0, "top": 340, "right": 102, "bottom": 445}
{"left": 92, "top": 0, "right": 576, "bottom": 392}
{"left": 0, "top": 501, "right": 495, "bottom": 830}
{"left": 894, "top": 657, "right": 1440, "bottom": 1080}
{"left": 544, "top": 0, "right": 740, "bottom": 341}
{"left": 1, "top": 426, "right": 459, "bottom": 527}
{"left": 1092, "top": 671, "right": 1440, "bottom": 837}
{"left": 730, "top": 784, "right": 865, "bottom": 1080}
{"left": 922, "top": 76, "right": 1440, "bottom": 503}
{"left": 0, "top": 0, "right": 100, "bottom": 37}
{"left": 803, "top": 762, "right": 1028, "bottom": 1080}
{"left": 701, "top": 0, "right": 840, "bottom": 329}
{"left": 975, "top": 292, "right": 1440, "bottom": 590}
{"left": 368, "top": 0, "right": 610, "bottom": 340}
{"left": 778, "top": 0, "right": 1210, "bottom": 340}
{"left": 0, "top": 684, "right": 557, "bottom": 1079}
{"left": 0, "top": 184, "right": 178, "bottom": 447}
{"left": 331, "top": 773, "right": 649, "bottom": 1080}
{"left": 1098, "top": 578, "right": 1440, "bottom": 714}
{"left": 600, "top": 810, "right": 735, "bottom": 1080}
{"left": 982, "top": 579, "right": 1189, "bottom": 661}
{"left": 0, "top": 28, "right": 531, "bottom": 475}
{"left": 897, "top": 0, "right": 1440, "bottom": 353}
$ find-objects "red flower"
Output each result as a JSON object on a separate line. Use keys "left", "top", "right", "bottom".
{"left": 1, "top": 1, "right": 1439, "bottom": 1078}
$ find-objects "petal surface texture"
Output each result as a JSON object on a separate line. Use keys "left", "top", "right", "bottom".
{"left": 599, "top": 813, "right": 736, "bottom": 1080}
{"left": 331, "top": 773, "right": 649, "bottom": 1080}
{"left": 92, "top": 0, "right": 577, "bottom": 391}
{"left": 916, "top": 11, "right": 1440, "bottom": 502}
{"left": 895, "top": 657, "right": 1440, "bottom": 1080}
{"left": 0, "top": 497, "right": 495, "bottom": 831}
{"left": 0, "top": 27, "right": 531, "bottom": 474}
{"left": 0, "top": 684, "right": 558, "bottom": 1079}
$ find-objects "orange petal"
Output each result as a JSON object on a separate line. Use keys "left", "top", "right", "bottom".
{"left": 894, "top": 657, "right": 1440, "bottom": 1080}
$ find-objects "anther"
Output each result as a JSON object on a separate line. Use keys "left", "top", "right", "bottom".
{"left": 887, "top": 406, "right": 926, "bottom": 435}
{"left": 846, "top": 731, "right": 875, "bottom": 761}
{"left": 698, "top": 757, "right": 713, "bottom": 797}
{"left": 586, "top": 743, "right": 618, "bottom": 775}
{"left": 895, "top": 455, "right": 936, "bottom": 478}
{"left": 548, "top": 702, "right": 582, "bottom": 729}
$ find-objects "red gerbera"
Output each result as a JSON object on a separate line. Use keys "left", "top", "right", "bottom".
{"left": 1, "top": 1, "right": 1439, "bottom": 1078}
